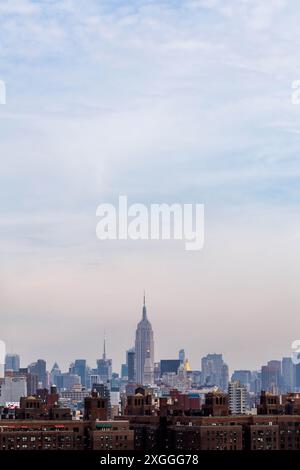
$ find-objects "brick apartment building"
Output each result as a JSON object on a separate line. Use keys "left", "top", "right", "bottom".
{"left": 1, "top": 388, "right": 300, "bottom": 450}
{"left": 0, "top": 389, "right": 133, "bottom": 451}
{"left": 91, "top": 421, "right": 134, "bottom": 450}
{"left": 123, "top": 414, "right": 300, "bottom": 451}
{"left": 120, "top": 389, "right": 300, "bottom": 451}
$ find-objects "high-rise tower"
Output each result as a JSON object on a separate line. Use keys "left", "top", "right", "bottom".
{"left": 97, "top": 333, "right": 112, "bottom": 385}
{"left": 135, "top": 294, "right": 154, "bottom": 385}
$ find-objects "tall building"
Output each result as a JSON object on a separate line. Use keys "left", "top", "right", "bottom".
{"left": 251, "top": 371, "right": 262, "bottom": 394}
{"left": 160, "top": 360, "right": 181, "bottom": 376}
{"left": 126, "top": 348, "right": 135, "bottom": 383}
{"left": 282, "top": 357, "right": 295, "bottom": 393}
{"left": 28, "top": 359, "right": 47, "bottom": 389}
{"left": 97, "top": 335, "right": 112, "bottom": 385}
{"left": 261, "top": 360, "right": 282, "bottom": 394}
{"left": 221, "top": 363, "right": 229, "bottom": 392}
{"left": 57, "top": 372, "right": 81, "bottom": 390}
{"left": 228, "top": 381, "right": 247, "bottom": 414}
{"left": 50, "top": 362, "right": 61, "bottom": 387}
{"left": 74, "top": 360, "right": 87, "bottom": 387}
{"left": 13, "top": 368, "right": 38, "bottom": 396}
{"left": 179, "top": 349, "right": 185, "bottom": 365}
{"left": 5, "top": 354, "right": 20, "bottom": 372}
{"left": 0, "top": 376, "right": 27, "bottom": 406}
{"left": 135, "top": 294, "right": 154, "bottom": 385}
{"left": 231, "top": 370, "right": 252, "bottom": 390}
{"left": 121, "top": 364, "right": 128, "bottom": 379}
{"left": 201, "top": 353, "right": 228, "bottom": 391}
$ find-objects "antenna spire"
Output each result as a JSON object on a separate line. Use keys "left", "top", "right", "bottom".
{"left": 142, "top": 291, "right": 147, "bottom": 320}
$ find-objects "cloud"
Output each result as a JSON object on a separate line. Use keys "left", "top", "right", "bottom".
{"left": 0, "top": 0, "right": 40, "bottom": 16}
{"left": 0, "top": 0, "right": 300, "bottom": 371}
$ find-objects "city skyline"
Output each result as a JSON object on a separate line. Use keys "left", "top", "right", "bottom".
{"left": 4, "top": 350, "right": 297, "bottom": 382}
{"left": 3, "top": 350, "right": 299, "bottom": 398}
{"left": 3, "top": 328, "right": 298, "bottom": 376}
{"left": 2, "top": 296, "right": 298, "bottom": 380}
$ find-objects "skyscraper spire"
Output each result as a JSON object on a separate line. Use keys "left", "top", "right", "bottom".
{"left": 142, "top": 291, "right": 147, "bottom": 320}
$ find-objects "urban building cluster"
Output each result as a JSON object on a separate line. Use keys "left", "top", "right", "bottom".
{"left": 1, "top": 297, "right": 300, "bottom": 451}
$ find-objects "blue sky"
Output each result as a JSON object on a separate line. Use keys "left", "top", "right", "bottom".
{"left": 0, "top": 0, "right": 300, "bottom": 373}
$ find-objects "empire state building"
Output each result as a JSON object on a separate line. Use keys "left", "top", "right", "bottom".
{"left": 135, "top": 294, "right": 154, "bottom": 385}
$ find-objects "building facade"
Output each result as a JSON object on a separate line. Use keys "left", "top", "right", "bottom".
{"left": 134, "top": 295, "right": 154, "bottom": 385}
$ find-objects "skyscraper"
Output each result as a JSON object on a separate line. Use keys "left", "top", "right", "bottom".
{"left": 5, "top": 354, "right": 20, "bottom": 372}
{"left": 179, "top": 349, "right": 185, "bottom": 365}
{"left": 201, "top": 353, "right": 228, "bottom": 391}
{"left": 0, "top": 377, "right": 27, "bottom": 406}
{"left": 228, "top": 380, "right": 247, "bottom": 414}
{"left": 97, "top": 334, "right": 112, "bottom": 385}
{"left": 261, "top": 360, "right": 282, "bottom": 394}
{"left": 74, "top": 359, "right": 87, "bottom": 387}
{"left": 221, "top": 363, "right": 229, "bottom": 392}
{"left": 231, "top": 370, "right": 252, "bottom": 390}
{"left": 50, "top": 362, "right": 61, "bottom": 387}
{"left": 282, "top": 357, "right": 295, "bottom": 392}
{"left": 135, "top": 294, "right": 154, "bottom": 385}
{"left": 126, "top": 348, "right": 135, "bottom": 383}
{"left": 28, "top": 359, "right": 47, "bottom": 389}
{"left": 160, "top": 359, "right": 181, "bottom": 376}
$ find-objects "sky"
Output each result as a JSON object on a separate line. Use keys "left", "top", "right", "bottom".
{"left": 0, "top": 0, "right": 300, "bottom": 375}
